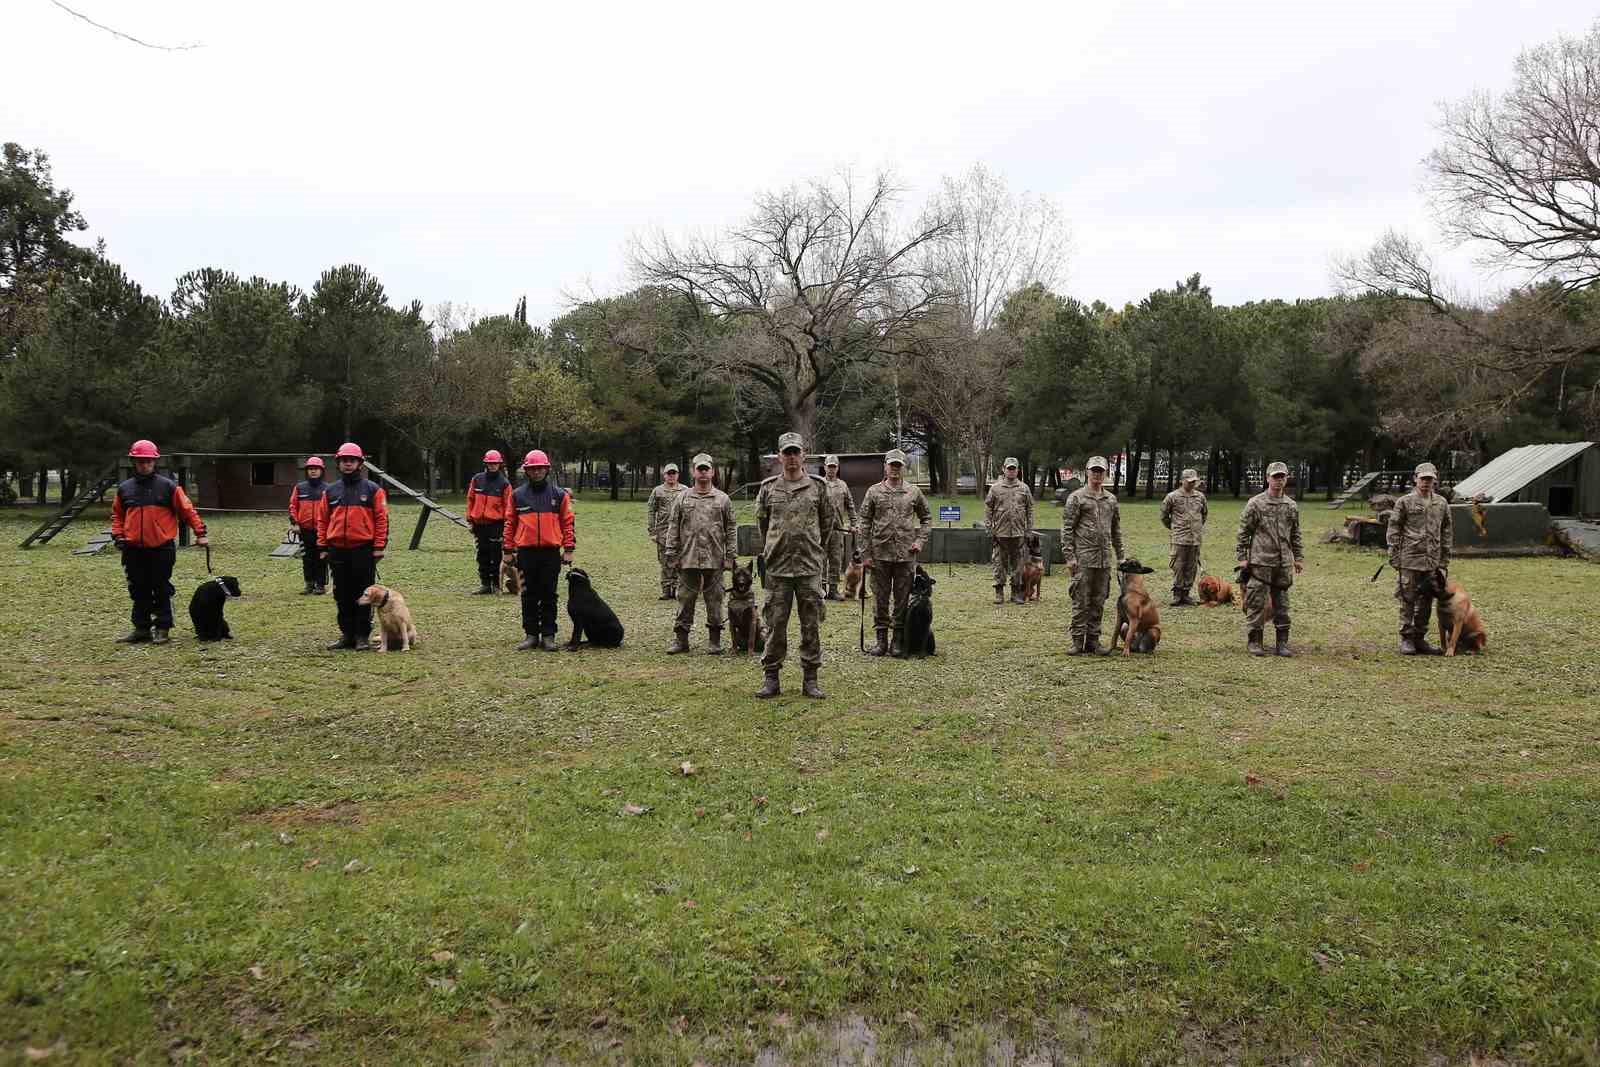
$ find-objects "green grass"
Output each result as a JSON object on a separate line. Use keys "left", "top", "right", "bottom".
{"left": 2, "top": 493, "right": 1599, "bottom": 1064}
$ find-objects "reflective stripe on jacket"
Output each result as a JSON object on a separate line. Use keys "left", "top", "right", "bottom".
{"left": 315, "top": 477, "right": 389, "bottom": 550}
{"left": 111, "top": 475, "right": 206, "bottom": 548}
{"left": 466, "top": 471, "right": 514, "bottom": 524}
{"left": 289, "top": 479, "right": 326, "bottom": 530}
{"left": 504, "top": 480, "right": 575, "bottom": 550}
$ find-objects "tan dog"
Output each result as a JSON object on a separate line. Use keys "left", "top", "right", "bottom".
{"left": 357, "top": 584, "right": 419, "bottom": 652}
{"left": 842, "top": 553, "right": 865, "bottom": 600}
{"left": 499, "top": 556, "right": 522, "bottom": 595}
{"left": 1429, "top": 571, "right": 1486, "bottom": 656}
{"left": 1196, "top": 574, "right": 1235, "bottom": 607}
{"left": 1110, "top": 559, "right": 1162, "bottom": 655}
{"left": 1022, "top": 533, "right": 1044, "bottom": 601}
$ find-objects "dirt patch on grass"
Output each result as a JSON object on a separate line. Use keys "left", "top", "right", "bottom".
{"left": 244, "top": 799, "right": 363, "bottom": 826}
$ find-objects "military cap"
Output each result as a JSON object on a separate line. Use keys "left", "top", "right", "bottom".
{"left": 778, "top": 431, "right": 804, "bottom": 452}
{"left": 1266, "top": 461, "right": 1290, "bottom": 477}
{"left": 1414, "top": 462, "right": 1439, "bottom": 479}
{"left": 663, "top": 463, "right": 679, "bottom": 473}
{"left": 824, "top": 454, "right": 840, "bottom": 467}
{"left": 692, "top": 452, "right": 714, "bottom": 469}
{"left": 885, "top": 448, "right": 907, "bottom": 465}
{"left": 1003, "top": 456, "right": 1019, "bottom": 469}
{"left": 1086, "top": 455, "right": 1108, "bottom": 471}
{"left": 1181, "top": 468, "right": 1199, "bottom": 483}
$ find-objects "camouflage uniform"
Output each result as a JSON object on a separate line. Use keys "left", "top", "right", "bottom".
{"left": 645, "top": 476, "right": 687, "bottom": 597}
{"left": 823, "top": 469, "right": 858, "bottom": 599}
{"left": 860, "top": 476, "right": 932, "bottom": 642}
{"left": 1236, "top": 488, "right": 1304, "bottom": 636}
{"left": 1160, "top": 482, "right": 1208, "bottom": 602}
{"left": 755, "top": 470, "right": 834, "bottom": 674}
{"left": 985, "top": 470, "right": 1035, "bottom": 601}
{"left": 1060, "top": 481, "right": 1124, "bottom": 650}
{"left": 665, "top": 483, "right": 736, "bottom": 644}
{"left": 1386, "top": 484, "right": 1452, "bottom": 650}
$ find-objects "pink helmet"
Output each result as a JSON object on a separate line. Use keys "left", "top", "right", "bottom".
{"left": 303, "top": 456, "right": 324, "bottom": 469}
{"left": 128, "top": 439, "right": 160, "bottom": 459}
{"left": 335, "top": 442, "right": 364, "bottom": 460}
{"left": 483, "top": 449, "right": 505, "bottom": 464}
{"left": 523, "top": 449, "right": 551, "bottom": 468}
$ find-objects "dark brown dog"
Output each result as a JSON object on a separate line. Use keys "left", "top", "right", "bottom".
{"left": 1429, "top": 570, "right": 1487, "bottom": 656}
{"left": 1196, "top": 574, "right": 1235, "bottom": 607}
{"left": 1022, "top": 532, "right": 1044, "bottom": 602}
{"left": 499, "top": 556, "right": 522, "bottom": 595}
{"left": 1111, "top": 559, "right": 1161, "bottom": 655}
{"left": 727, "top": 561, "right": 765, "bottom": 654}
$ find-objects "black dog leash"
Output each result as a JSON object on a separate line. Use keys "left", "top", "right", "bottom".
{"left": 204, "top": 542, "right": 213, "bottom": 575}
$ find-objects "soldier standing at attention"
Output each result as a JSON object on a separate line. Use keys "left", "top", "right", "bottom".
{"left": 665, "top": 452, "right": 737, "bottom": 655}
{"left": 466, "top": 449, "right": 514, "bottom": 595}
{"left": 822, "top": 455, "right": 857, "bottom": 601}
{"left": 985, "top": 456, "right": 1034, "bottom": 605}
{"left": 1160, "top": 468, "right": 1208, "bottom": 606}
{"left": 1387, "top": 461, "right": 1452, "bottom": 656}
{"left": 754, "top": 432, "right": 834, "bottom": 699}
{"left": 505, "top": 449, "right": 575, "bottom": 651}
{"left": 288, "top": 456, "right": 328, "bottom": 595}
{"left": 1235, "top": 460, "right": 1305, "bottom": 657}
{"left": 859, "top": 448, "right": 932, "bottom": 658}
{"left": 1060, "top": 455, "right": 1123, "bottom": 655}
{"left": 111, "top": 439, "right": 208, "bottom": 645}
{"left": 646, "top": 464, "right": 688, "bottom": 600}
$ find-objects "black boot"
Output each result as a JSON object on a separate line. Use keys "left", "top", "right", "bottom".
{"left": 1398, "top": 636, "right": 1418, "bottom": 656}
{"left": 706, "top": 626, "right": 724, "bottom": 655}
{"left": 1086, "top": 635, "right": 1109, "bottom": 656}
{"left": 890, "top": 628, "right": 905, "bottom": 658}
{"left": 116, "top": 628, "right": 152, "bottom": 644}
{"left": 326, "top": 635, "right": 356, "bottom": 651}
{"left": 1275, "top": 627, "right": 1294, "bottom": 657}
{"left": 993, "top": 585, "right": 1005, "bottom": 605}
{"left": 300, "top": 581, "right": 316, "bottom": 596}
{"left": 666, "top": 630, "right": 690, "bottom": 654}
{"left": 755, "top": 670, "right": 780, "bottom": 699}
{"left": 539, "top": 634, "right": 558, "bottom": 653}
{"left": 516, "top": 635, "right": 540, "bottom": 651}
{"left": 1247, "top": 629, "right": 1266, "bottom": 656}
{"left": 353, "top": 637, "right": 372, "bottom": 652}
{"left": 801, "top": 668, "right": 825, "bottom": 699}
{"left": 1066, "top": 636, "right": 1085, "bottom": 656}
{"left": 472, "top": 583, "right": 494, "bottom": 595}
{"left": 868, "top": 628, "right": 888, "bottom": 656}
{"left": 150, "top": 628, "right": 170, "bottom": 645}
{"left": 1413, "top": 636, "right": 1442, "bottom": 656}
{"left": 1009, "top": 586, "right": 1026, "bottom": 605}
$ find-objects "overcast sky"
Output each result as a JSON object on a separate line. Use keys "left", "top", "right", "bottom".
{"left": 8, "top": 0, "right": 1588, "bottom": 325}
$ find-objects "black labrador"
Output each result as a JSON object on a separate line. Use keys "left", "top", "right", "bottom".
{"left": 565, "top": 568, "right": 624, "bottom": 650}
{"left": 189, "top": 576, "right": 242, "bottom": 641}
{"left": 902, "top": 565, "right": 936, "bottom": 658}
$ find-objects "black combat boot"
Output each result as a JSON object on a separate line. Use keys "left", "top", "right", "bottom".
{"left": 1086, "top": 634, "right": 1110, "bottom": 656}
{"left": 890, "top": 628, "right": 905, "bottom": 658}
{"left": 516, "top": 635, "right": 540, "bottom": 651}
{"left": 1398, "top": 636, "right": 1417, "bottom": 656}
{"left": 1010, "top": 585, "right": 1026, "bottom": 605}
{"left": 868, "top": 628, "right": 888, "bottom": 656}
{"left": 1275, "top": 627, "right": 1294, "bottom": 657}
{"left": 755, "top": 670, "right": 781, "bottom": 698}
{"left": 539, "top": 634, "right": 558, "bottom": 652}
{"left": 300, "top": 581, "right": 316, "bottom": 595}
{"left": 1413, "top": 636, "right": 1442, "bottom": 656}
{"left": 117, "top": 628, "right": 152, "bottom": 644}
{"left": 993, "top": 585, "right": 1005, "bottom": 605}
{"left": 706, "top": 627, "right": 724, "bottom": 655}
{"left": 150, "top": 628, "right": 171, "bottom": 645}
{"left": 1066, "top": 636, "right": 1085, "bottom": 656}
{"left": 472, "top": 583, "right": 494, "bottom": 595}
{"left": 326, "top": 635, "right": 356, "bottom": 651}
{"left": 1247, "top": 629, "right": 1266, "bottom": 656}
{"left": 666, "top": 629, "right": 690, "bottom": 654}
{"left": 1169, "top": 592, "right": 1186, "bottom": 607}
{"left": 801, "top": 668, "right": 825, "bottom": 699}
{"left": 353, "top": 637, "right": 372, "bottom": 652}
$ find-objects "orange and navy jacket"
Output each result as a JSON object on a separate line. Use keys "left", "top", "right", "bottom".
{"left": 315, "top": 475, "right": 389, "bottom": 550}
{"left": 504, "top": 479, "right": 575, "bottom": 551}
{"left": 288, "top": 477, "right": 327, "bottom": 531}
{"left": 111, "top": 474, "right": 206, "bottom": 549}
{"left": 465, "top": 470, "right": 513, "bottom": 525}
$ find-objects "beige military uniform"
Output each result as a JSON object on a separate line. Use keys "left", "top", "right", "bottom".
{"left": 1386, "top": 489, "right": 1452, "bottom": 640}
{"left": 1060, "top": 485, "right": 1124, "bottom": 645}
{"left": 860, "top": 479, "right": 932, "bottom": 633}
{"left": 1160, "top": 487, "right": 1208, "bottom": 599}
{"left": 985, "top": 476, "right": 1035, "bottom": 594}
{"left": 1235, "top": 491, "right": 1304, "bottom": 632}
{"left": 665, "top": 486, "right": 736, "bottom": 635}
{"left": 823, "top": 475, "right": 857, "bottom": 597}
{"left": 755, "top": 474, "right": 834, "bottom": 671}
{"left": 646, "top": 481, "right": 688, "bottom": 596}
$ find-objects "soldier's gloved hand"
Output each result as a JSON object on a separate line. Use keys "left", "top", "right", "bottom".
{"left": 561, "top": 549, "right": 574, "bottom": 565}
{"left": 113, "top": 536, "right": 127, "bottom": 551}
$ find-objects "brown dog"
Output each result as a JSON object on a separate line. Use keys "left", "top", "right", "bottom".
{"left": 842, "top": 553, "right": 865, "bottom": 601}
{"left": 1429, "top": 571, "right": 1486, "bottom": 656}
{"left": 1110, "top": 559, "right": 1162, "bottom": 655}
{"left": 499, "top": 556, "right": 522, "bottom": 595}
{"left": 1196, "top": 574, "right": 1235, "bottom": 607}
{"left": 1022, "top": 533, "right": 1044, "bottom": 601}
{"left": 357, "top": 584, "right": 419, "bottom": 652}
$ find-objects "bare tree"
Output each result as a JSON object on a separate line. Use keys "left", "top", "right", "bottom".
{"left": 630, "top": 170, "right": 959, "bottom": 442}
{"left": 1428, "top": 21, "right": 1600, "bottom": 288}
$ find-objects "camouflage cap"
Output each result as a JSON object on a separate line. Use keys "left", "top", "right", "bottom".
{"left": 663, "top": 463, "right": 679, "bottom": 473}
{"left": 1266, "top": 461, "right": 1290, "bottom": 477}
{"left": 824, "top": 454, "right": 840, "bottom": 467}
{"left": 1181, "top": 468, "right": 1199, "bottom": 483}
{"left": 1003, "top": 456, "right": 1019, "bottom": 469}
{"left": 692, "top": 452, "right": 714, "bottom": 469}
{"left": 1086, "top": 455, "right": 1108, "bottom": 471}
{"left": 778, "top": 431, "right": 804, "bottom": 452}
{"left": 885, "top": 448, "right": 907, "bottom": 465}
{"left": 1414, "top": 461, "right": 1439, "bottom": 479}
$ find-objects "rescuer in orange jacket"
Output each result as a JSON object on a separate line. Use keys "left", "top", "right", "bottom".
{"left": 111, "top": 439, "right": 208, "bottom": 645}
{"left": 503, "top": 449, "right": 575, "bottom": 650}
{"left": 288, "top": 456, "right": 329, "bottom": 595}
{"left": 314, "top": 442, "right": 389, "bottom": 651}
{"left": 466, "top": 448, "right": 514, "bottom": 594}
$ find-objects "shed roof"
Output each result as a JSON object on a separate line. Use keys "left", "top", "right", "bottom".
{"left": 1452, "top": 442, "right": 1595, "bottom": 502}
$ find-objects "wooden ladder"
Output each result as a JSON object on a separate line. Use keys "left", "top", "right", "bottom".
{"left": 362, "top": 462, "right": 471, "bottom": 549}
{"left": 1327, "top": 471, "right": 1380, "bottom": 509}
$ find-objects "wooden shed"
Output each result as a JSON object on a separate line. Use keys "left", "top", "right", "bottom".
{"left": 761, "top": 451, "right": 896, "bottom": 507}
{"left": 1452, "top": 442, "right": 1598, "bottom": 519}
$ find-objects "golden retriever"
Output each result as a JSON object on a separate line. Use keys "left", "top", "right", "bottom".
{"left": 357, "top": 584, "right": 419, "bottom": 652}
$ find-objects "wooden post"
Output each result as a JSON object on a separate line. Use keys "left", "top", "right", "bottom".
{"left": 409, "top": 506, "right": 432, "bottom": 550}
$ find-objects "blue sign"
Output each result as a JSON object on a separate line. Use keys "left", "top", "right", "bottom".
{"left": 939, "top": 505, "right": 961, "bottom": 522}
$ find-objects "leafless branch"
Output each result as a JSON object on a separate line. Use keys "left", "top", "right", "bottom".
{"left": 46, "top": 0, "right": 202, "bottom": 51}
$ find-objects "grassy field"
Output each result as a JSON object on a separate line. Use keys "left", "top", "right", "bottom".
{"left": 3, "top": 491, "right": 1599, "bottom": 1065}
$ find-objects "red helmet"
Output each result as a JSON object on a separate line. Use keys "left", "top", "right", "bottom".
{"left": 335, "top": 442, "right": 364, "bottom": 460}
{"left": 303, "top": 456, "right": 324, "bottom": 470}
{"left": 483, "top": 449, "right": 504, "bottom": 464}
{"left": 128, "top": 439, "right": 160, "bottom": 459}
{"left": 522, "top": 449, "right": 551, "bottom": 468}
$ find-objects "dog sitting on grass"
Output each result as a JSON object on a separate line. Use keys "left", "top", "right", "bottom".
{"left": 842, "top": 551, "right": 865, "bottom": 601}
{"left": 357, "top": 584, "right": 418, "bottom": 652}
{"left": 1428, "top": 569, "right": 1487, "bottom": 656}
{"left": 565, "top": 568, "right": 624, "bottom": 650}
{"left": 1022, "top": 532, "right": 1044, "bottom": 602}
{"left": 901, "top": 565, "right": 936, "bottom": 657}
{"left": 188, "top": 576, "right": 242, "bottom": 641}
{"left": 499, "top": 556, "right": 522, "bottom": 596}
{"left": 1111, "top": 559, "right": 1161, "bottom": 655}
{"left": 727, "top": 561, "right": 764, "bottom": 654}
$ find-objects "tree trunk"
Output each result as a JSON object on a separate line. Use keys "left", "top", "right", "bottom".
{"left": 608, "top": 458, "right": 619, "bottom": 501}
{"left": 35, "top": 467, "right": 47, "bottom": 505}
{"left": 1125, "top": 443, "right": 1141, "bottom": 497}
{"left": 1234, "top": 453, "right": 1246, "bottom": 498}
